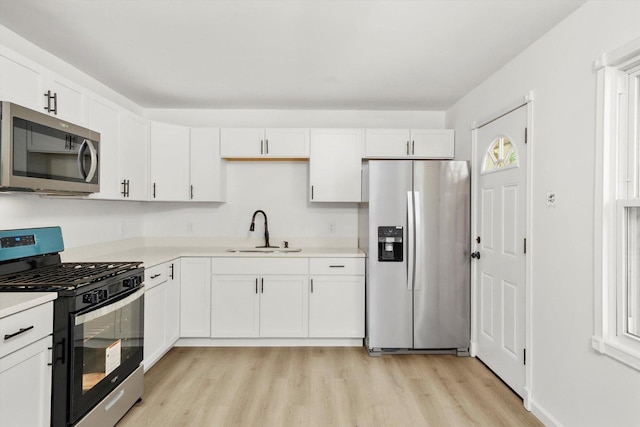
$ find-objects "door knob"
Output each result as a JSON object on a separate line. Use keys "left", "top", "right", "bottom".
{"left": 471, "top": 251, "right": 481, "bottom": 259}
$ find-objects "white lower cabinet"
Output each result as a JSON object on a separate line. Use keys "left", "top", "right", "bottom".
{"left": 211, "top": 274, "right": 308, "bottom": 338}
{"left": 259, "top": 275, "right": 308, "bottom": 337}
{"left": 180, "top": 258, "right": 211, "bottom": 337}
{"left": 309, "top": 258, "right": 365, "bottom": 338}
{"left": 211, "top": 275, "right": 259, "bottom": 338}
{"left": 211, "top": 258, "right": 309, "bottom": 338}
{"left": 143, "top": 260, "right": 180, "bottom": 371}
{"left": 309, "top": 276, "right": 364, "bottom": 338}
{"left": 0, "top": 301, "right": 53, "bottom": 427}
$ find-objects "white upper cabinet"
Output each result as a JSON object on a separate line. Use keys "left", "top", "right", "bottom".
{"left": 119, "top": 112, "right": 149, "bottom": 201}
{"left": 43, "top": 72, "right": 87, "bottom": 126}
{"left": 88, "top": 97, "right": 121, "bottom": 200}
{"left": 220, "top": 128, "right": 309, "bottom": 158}
{"left": 0, "top": 49, "right": 44, "bottom": 111}
{"left": 150, "top": 121, "right": 190, "bottom": 201}
{"left": 365, "top": 128, "right": 454, "bottom": 159}
{"left": 190, "top": 128, "right": 226, "bottom": 202}
{"left": 309, "top": 128, "right": 363, "bottom": 203}
{"left": 0, "top": 48, "right": 87, "bottom": 126}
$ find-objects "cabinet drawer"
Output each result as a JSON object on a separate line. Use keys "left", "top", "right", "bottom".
{"left": 211, "top": 258, "right": 308, "bottom": 275}
{"left": 0, "top": 302, "right": 53, "bottom": 358}
{"left": 144, "top": 263, "right": 168, "bottom": 289}
{"left": 309, "top": 258, "right": 364, "bottom": 275}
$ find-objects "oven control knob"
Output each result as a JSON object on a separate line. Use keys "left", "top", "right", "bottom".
{"left": 83, "top": 292, "right": 99, "bottom": 304}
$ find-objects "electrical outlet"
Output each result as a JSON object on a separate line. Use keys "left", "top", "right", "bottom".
{"left": 328, "top": 221, "right": 336, "bottom": 234}
{"left": 546, "top": 192, "right": 556, "bottom": 207}
{"left": 187, "top": 221, "right": 194, "bottom": 234}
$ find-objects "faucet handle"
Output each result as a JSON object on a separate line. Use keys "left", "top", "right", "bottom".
{"left": 283, "top": 241, "right": 289, "bottom": 248}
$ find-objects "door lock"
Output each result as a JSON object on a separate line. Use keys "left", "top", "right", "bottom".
{"left": 471, "top": 251, "right": 481, "bottom": 259}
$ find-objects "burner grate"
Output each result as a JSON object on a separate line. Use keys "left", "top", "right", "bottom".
{"left": 0, "top": 262, "right": 142, "bottom": 290}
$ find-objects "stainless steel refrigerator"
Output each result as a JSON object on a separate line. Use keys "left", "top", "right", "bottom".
{"left": 359, "top": 160, "right": 470, "bottom": 355}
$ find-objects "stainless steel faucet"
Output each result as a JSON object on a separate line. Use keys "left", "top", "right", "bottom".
{"left": 249, "top": 210, "right": 277, "bottom": 248}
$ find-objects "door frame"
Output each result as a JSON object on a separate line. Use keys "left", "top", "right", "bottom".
{"left": 470, "top": 91, "right": 534, "bottom": 410}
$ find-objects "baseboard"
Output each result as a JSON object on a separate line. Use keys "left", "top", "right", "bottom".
{"left": 529, "top": 398, "right": 564, "bottom": 427}
{"left": 175, "top": 337, "right": 364, "bottom": 347}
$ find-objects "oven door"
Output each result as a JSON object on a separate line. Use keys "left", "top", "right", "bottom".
{"left": 69, "top": 287, "right": 144, "bottom": 424}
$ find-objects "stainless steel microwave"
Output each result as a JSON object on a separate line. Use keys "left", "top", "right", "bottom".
{"left": 0, "top": 101, "right": 100, "bottom": 194}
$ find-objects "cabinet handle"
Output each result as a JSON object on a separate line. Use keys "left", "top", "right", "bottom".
{"left": 4, "top": 325, "right": 34, "bottom": 341}
{"left": 260, "top": 140, "right": 264, "bottom": 155}
{"left": 329, "top": 265, "right": 345, "bottom": 268}
{"left": 406, "top": 141, "right": 410, "bottom": 155}
{"left": 190, "top": 184, "right": 194, "bottom": 200}
{"left": 169, "top": 264, "right": 174, "bottom": 280}
{"left": 311, "top": 185, "right": 314, "bottom": 200}
{"left": 152, "top": 183, "right": 156, "bottom": 198}
{"left": 44, "top": 90, "right": 50, "bottom": 112}
{"left": 412, "top": 140, "right": 415, "bottom": 155}
{"left": 121, "top": 180, "right": 128, "bottom": 197}
{"left": 150, "top": 273, "right": 161, "bottom": 279}
{"left": 51, "top": 91, "right": 57, "bottom": 115}
{"left": 311, "top": 278, "right": 314, "bottom": 293}
{"left": 261, "top": 277, "right": 264, "bottom": 293}
{"left": 265, "top": 139, "right": 269, "bottom": 154}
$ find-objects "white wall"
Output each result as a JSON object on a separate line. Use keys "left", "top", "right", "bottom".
{"left": 446, "top": 2, "right": 640, "bottom": 426}
{"left": 0, "top": 194, "right": 146, "bottom": 248}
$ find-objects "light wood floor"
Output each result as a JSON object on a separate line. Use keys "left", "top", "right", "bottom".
{"left": 118, "top": 347, "right": 542, "bottom": 426}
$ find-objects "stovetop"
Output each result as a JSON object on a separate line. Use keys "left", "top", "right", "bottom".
{"left": 0, "top": 261, "right": 143, "bottom": 291}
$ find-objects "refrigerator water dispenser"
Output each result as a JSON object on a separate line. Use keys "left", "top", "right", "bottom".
{"left": 378, "top": 226, "right": 403, "bottom": 262}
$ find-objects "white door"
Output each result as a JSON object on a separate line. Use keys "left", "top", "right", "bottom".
{"left": 259, "top": 275, "right": 309, "bottom": 337}
{"left": 474, "top": 105, "right": 527, "bottom": 396}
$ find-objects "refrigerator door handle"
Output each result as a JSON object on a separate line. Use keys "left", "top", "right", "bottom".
{"left": 407, "top": 191, "right": 414, "bottom": 291}
{"left": 413, "top": 191, "right": 421, "bottom": 290}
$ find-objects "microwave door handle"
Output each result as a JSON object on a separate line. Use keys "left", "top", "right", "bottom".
{"left": 77, "top": 139, "right": 98, "bottom": 183}
{"left": 85, "top": 139, "right": 98, "bottom": 183}
{"left": 77, "top": 139, "right": 89, "bottom": 180}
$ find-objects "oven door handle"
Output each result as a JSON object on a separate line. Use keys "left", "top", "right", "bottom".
{"left": 75, "top": 287, "right": 144, "bottom": 326}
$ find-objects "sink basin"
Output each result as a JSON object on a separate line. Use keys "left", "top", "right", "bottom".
{"left": 226, "top": 247, "right": 302, "bottom": 253}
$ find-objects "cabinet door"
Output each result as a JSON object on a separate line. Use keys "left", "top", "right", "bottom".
{"left": 180, "top": 258, "right": 212, "bottom": 337}
{"left": 211, "top": 275, "right": 260, "bottom": 338}
{"left": 119, "top": 113, "right": 149, "bottom": 200}
{"left": 259, "top": 275, "right": 309, "bottom": 337}
{"left": 88, "top": 97, "right": 121, "bottom": 199}
{"left": 0, "top": 336, "right": 52, "bottom": 427}
{"left": 190, "top": 128, "right": 226, "bottom": 202}
{"left": 410, "top": 129, "right": 455, "bottom": 159}
{"left": 143, "top": 281, "right": 167, "bottom": 371}
{"left": 309, "top": 276, "right": 365, "bottom": 338}
{"left": 166, "top": 261, "right": 180, "bottom": 345}
{"left": 45, "top": 72, "right": 87, "bottom": 125}
{"left": 309, "top": 129, "right": 363, "bottom": 202}
{"left": 150, "top": 122, "right": 190, "bottom": 201}
{"left": 264, "top": 128, "right": 309, "bottom": 158}
{"left": 0, "top": 50, "right": 44, "bottom": 111}
{"left": 365, "top": 129, "right": 411, "bottom": 158}
{"left": 220, "top": 128, "right": 264, "bottom": 158}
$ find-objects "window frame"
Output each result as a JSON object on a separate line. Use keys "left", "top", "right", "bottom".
{"left": 593, "top": 37, "right": 640, "bottom": 371}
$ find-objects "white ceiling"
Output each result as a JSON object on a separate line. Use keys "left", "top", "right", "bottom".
{"left": 0, "top": 0, "right": 585, "bottom": 111}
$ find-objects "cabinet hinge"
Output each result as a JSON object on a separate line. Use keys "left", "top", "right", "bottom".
{"left": 524, "top": 127, "right": 528, "bottom": 144}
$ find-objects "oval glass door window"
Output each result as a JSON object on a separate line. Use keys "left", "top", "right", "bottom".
{"left": 482, "top": 136, "right": 519, "bottom": 174}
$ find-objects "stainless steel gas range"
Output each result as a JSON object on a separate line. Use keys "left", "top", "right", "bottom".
{"left": 0, "top": 227, "right": 144, "bottom": 427}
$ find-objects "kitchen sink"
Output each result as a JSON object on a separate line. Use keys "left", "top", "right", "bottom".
{"left": 225, "top": 247, "right": 302, "bottom": 253}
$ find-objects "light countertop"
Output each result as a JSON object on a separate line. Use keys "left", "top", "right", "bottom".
{"left": 62, "top": 239, "right": 365, "bottom": 268}
{"left": 0, "top": 292, "right": 57, "bottom": 319}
